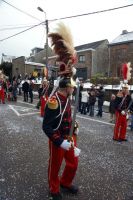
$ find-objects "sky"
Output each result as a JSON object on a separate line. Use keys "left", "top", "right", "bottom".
{"left": 0, "top": 0, "right": 133, "bottom": 62}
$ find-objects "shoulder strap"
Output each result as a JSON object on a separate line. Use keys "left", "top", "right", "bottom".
{"left": 53, "top": 92, "right": 69, "bottom": 131}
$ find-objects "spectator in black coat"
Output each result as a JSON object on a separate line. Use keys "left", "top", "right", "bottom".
{"left": 89, "top": 90, "right": 96, "bottom": 117}
{"left": 78, "top": 82, "right": 83, "bottom": 112}
{"left": 29, "top": 80, "right": 34, "bottom": 103}
{"left": 96, "top": 86, "right": 105, "bottom": 117}
{"left": 22, "top": 80, "right": 29, "bottom": 102}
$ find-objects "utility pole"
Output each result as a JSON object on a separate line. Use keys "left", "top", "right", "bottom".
{"left": 37, "top": 7, "right": 49, "bottom": 77}
{"left": 45, "top": 19, "right": 48, "bottom": 70}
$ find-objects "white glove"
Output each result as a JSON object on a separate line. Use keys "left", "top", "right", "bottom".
{"left": 74, "top": 147, "right": 81, "bottom": 157}
{"left": 121, "top": 110, "right": 126, "bottom": 115}
{"left": 74, "top": 128, "right": 79, "bottom": 135}
{"left": 60, "top": 140, "right": 72, "bottom": 151}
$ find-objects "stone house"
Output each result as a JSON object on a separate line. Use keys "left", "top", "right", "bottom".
{"left": 26, "top": 40, "right": 109, "bottom": 81}
{"left": 27, "top": 46, "right": 54, "bottom": 64}
{"left": 109, "top": 30, "right": 133, "bottom": 77}
{"left": 75, "top": 39, "right": 109, "bottom": 80}
{"left": 12, "top": 56, "right": 45, "bottom": 78}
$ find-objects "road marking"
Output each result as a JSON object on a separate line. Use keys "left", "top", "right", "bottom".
{"left": 77, "top": 114, "right": 114, "bottom": 126}
{"left": 20, "top": 112, "right": 40, "bottom": 116}
{"left": 77, "top": 114, "right": 131, "bottom": 130}
{"left": 17, "top": 100, "right": 37, "bottom": 107}
{"left": 8, "top": 105, "right": 20, "bottom": 116}
{"left": 8, "top": 105, "right": 39, "bottom": 116}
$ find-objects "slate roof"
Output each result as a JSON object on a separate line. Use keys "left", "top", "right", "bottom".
{"left": 75, "top": 39, "right": 108, "bottom": 51}
{"left": 109, "top": 30, "right": 133, "bottom": 46}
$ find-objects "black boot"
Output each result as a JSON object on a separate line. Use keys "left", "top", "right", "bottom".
{"left": 49, "top": 192, "right": 62, "bottom": 200}
{"left": 60, "top": 184, "right": 79, "bottom": 194}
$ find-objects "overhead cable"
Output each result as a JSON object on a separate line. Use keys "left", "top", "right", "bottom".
{"left": 49, "top": 3, "right": 133, "bottom": 21}
{"left": 0, "top": 22, "right": 44, "bottom": 42}
{"left": 0, "top": 25, "right": 37, "bottom": 31}
{"left": 1, "top": 0, "right": 42, "bottom": 22}
{"left": 0, "top": 3, "right": 133, "bottom": 42}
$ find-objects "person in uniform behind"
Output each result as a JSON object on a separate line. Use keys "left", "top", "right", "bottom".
{"left": 42, "top": 77, "right": 79, "bottom": 200}
{"left": 113, "top": 84, "right": 131, "bottom": 141}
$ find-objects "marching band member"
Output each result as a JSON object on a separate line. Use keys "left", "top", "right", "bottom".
{"left": 113, "top": 84, "right": 131, "bottom": 141}
{"left": 0, "top": 70, "right": 6, "bottom": 104}
{"left": 113, "top": 62, "right": 132, "bottom": 142}
{"left": 42, "top": 22, "right": 79, "bottom": 200}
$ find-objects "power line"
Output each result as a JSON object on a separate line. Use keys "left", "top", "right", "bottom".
{"left": 0, "top": 3, "right": 133, "bottom": 42}
{"left": 0, "top": 25, "right": 37, "bottom": 31}
{"left": 49, "top": 3, "right": 133, "bottom": 21}
{"left": 0, "top": 22, "right": 44, "bottom": 42}
{"left": 1, "top": 0, "right": 42, "bottom": 22}
{"left": 0, "top": 23, "right": 37, "bottom": 27}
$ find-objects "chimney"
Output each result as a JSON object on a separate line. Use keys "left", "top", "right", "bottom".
{"left": 121, "top": 30, "right": 128, "bottom": 35}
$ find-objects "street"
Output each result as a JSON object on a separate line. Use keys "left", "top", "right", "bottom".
{"left": 0, "top": 97, "right": 133, "bottom": 200}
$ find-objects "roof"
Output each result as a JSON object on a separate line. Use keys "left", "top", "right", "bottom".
{"left": 31, "top": 47, "right": 44, "bottom": 51}
{"left": 25, "top": 61, "right": 45, "bottom": 67}
{"left": 109, "top": 30, "right": 133, "bottom": 46}
{"left": 2, "top": 54, "right": 16, "bottom": 62}
{"left": 75, "top": 40, "right": 108, "bottom": 51}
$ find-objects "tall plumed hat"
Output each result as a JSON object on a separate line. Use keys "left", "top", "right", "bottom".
{"left": 121, "top": 62, "right": 132, "bottom": 88}
{"left": 48, "top": 22, "right": 77, "bottom": 77}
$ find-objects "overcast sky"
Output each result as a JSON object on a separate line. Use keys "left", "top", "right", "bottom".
{"left": 0, "top": 0, "right": 133, "bottom": 61}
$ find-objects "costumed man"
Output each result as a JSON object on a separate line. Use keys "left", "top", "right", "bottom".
{"left": 40, "top": 77, "right": 49, "bottom": 117}
{"left": 113, "top": 62, "right": 132, "bottom": 142}
{"left": 42, "top": 22, "right": 80, "bottom": 200}
{"left": 0, "top": 70, "right": 6, "bottom": 104}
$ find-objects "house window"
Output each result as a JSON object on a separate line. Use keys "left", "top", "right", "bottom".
{"left": 79, "top": 55, "right": 85, "bottom": 63}
{"left": 121, "top": 48, "right": 127, "bottom": 57}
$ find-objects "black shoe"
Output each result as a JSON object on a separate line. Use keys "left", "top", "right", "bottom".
{"left": 112, "top": 138, "right": 121, "bottom": 142}
{"left": 49, "top": 192, "right": 62, "bottom": 200}
{"left": 119, "top": 138, "right": 128, "bottom": 142}
{"left": 60, "top": 184, "right": 79, "bottom": 194}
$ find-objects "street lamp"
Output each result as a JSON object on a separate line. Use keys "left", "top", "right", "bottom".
{"left": 37, "top": 7, "right": 48, "bottom": 76}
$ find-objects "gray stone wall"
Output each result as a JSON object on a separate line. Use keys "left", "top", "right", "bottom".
{"left": 109, "top": 42, "right": 133, "bottom": 77}
{"left": 12, "top": 56, "right": 25, "bottom": 78}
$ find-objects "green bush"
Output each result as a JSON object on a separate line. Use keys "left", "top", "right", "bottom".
{"left": 90, "top": 77, "right": 120, "bottom": 85}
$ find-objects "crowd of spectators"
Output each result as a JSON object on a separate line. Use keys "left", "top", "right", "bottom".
{"left": 78, "top": 82, "right": 105, "bottom": 117}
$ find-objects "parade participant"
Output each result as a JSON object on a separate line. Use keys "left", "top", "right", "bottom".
{"left": 113, "top": 85, "right": 131, "bottom": 141}
{"left": 43, "top": 77, "right": 79, "bottom": 200}
{"left": 113, "top": 62, "right": 132, "bottom": 141}
{"left": 42, "top": 22, "right": 79, "bottom": 200}
{"left": 0, "top": 70, "right": 6, "bottom": 104}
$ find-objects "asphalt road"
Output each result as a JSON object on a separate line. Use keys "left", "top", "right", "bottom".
{"left": 0, "top": 97, "right": 133, "bottom": 200}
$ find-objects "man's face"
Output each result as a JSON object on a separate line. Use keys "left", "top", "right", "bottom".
{"left": 122, "top": 88, "right": 128, "bottom": 94}
{"left": 66, "top": 86, "right": 74, "bottom": 96}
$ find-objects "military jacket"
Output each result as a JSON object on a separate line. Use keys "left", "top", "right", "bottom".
{"left": 114, "top": 94, "right": 131, "bottom": 111}
{"left": 42, "top": 92, "right": 72, "bottom": 146}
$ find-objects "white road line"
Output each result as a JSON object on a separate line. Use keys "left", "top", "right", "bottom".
{"left": 77, "top": 115, "right": 131, "bottom": 130}
{"left": 77, "top": 114, "right": 114, "bottom": 126}
{"left": 8, "top": 105, "right": 20, "bottom": 116}
{"left": 8, "top": 105, "right": 39, "bottom": 116}
{"left": 17, "top": 100, "right": 37, "bottom": 107}
{"left": 20, "top": 112, "right": 40, "bottom": 116}
{"left": 9, "top": 105, "right": 38, "bottom": 111}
